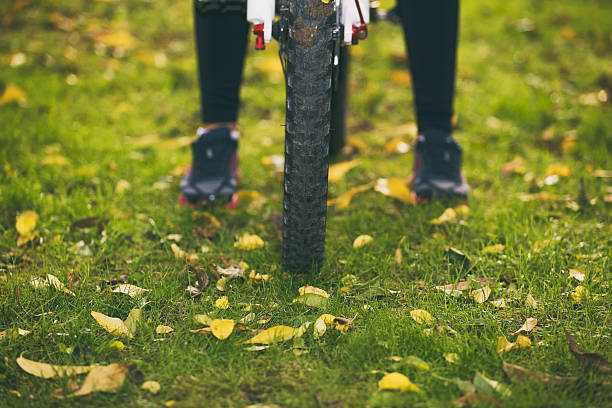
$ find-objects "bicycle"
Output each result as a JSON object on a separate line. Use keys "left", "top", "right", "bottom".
{"left": 247, "top": 0, "right": 386, "bottom": 272}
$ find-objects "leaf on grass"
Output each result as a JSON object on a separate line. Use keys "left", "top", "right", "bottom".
{"left": 473, "top": 372, "right": 511, "bottom": 398}
{"left": 45, "top": 274, "right": 76, "bottom": 296}
{"left": 546, "top": 164, "right": 571, "bottom": 177}
{"left": 482, "top": 244, "right": 504, "bottom": 254}
{"left": 0, "top": 328, "right": 31, "bottom": 340}
{"left": 525, "top": 293, "right": 538, "bottom": 308}
{"left": 384, "top": 138, "right": 411, "bottom": 155}
{"left": 216, "top": 277, "right": 227, "bottom": 291}
{"left": 185, "top": 286, "right": 201, "bottom": 297}
{"left": 502, "top": 362, "right": 576, "bottom": 384}
{"left": 248, "top": 270, "right": 270, "bottom": 285}
{"left": 170, "top": 243, "right": 198, "bottom": 261}
{"left": 292, "top": 293, "right": 328, "bottom": 308}
{"left": 489, "top": 299, "right": 508, "bottom": 308}
{"left": 389, "top": 70, "right": 412, "bottom": 86}
{"left": 500, "top": 156, "right": 526, "bottom": 176}
{"left": 313, "top": 314, "right": 334, "bottom": 338}
{"left": 353, "top": 234, "right": 373, "bottom": 248}
{"left": 444, "top": 353, "right": 460, "bottom": 363}
{"left": 123, "top": 308, "right": 141, "bottom": 335}
{"left": 189, "top": 327, "right": 212, "bottom": 334}
{"left": 215, "top": 296, "right": 230, "bottom": 309}
{"left": 1, "top": 83, "right": 27, "bottom": 105}
{"left": 394, "top": 248, "right": 402, "bottom": 265}
{"left": 108, "top": 341, "right": 124, "bottom": 350}
{"left": 571, "top": 285, "right": 588, "bottom": 302}
{"left": 155, "top": 325, "right": 174, "bottom": 334}
{"left": 403, "top": 356, "right": 429, "bottom": 371}
{"left": 515, "top": 335, "right": 532, "bottom": 348}
{"left": 71, "top": 364, "right": 128, "bottom": 397}
{"left": 328, "top": 183, "right": 372, "bottom": 210}
{"left": 431, "top": 208, "right": 457, "bottom": 225}
{"left": 470, "top": 286, "right": 491, "bottom": 304}
{"left": 378, "top": 372, "right": 420, "bottom": 392}
{"left": 91, "top": 30, "right": 136, "bottom": 49}
{"left": 497, "top": 335, "right": 531, "bottom": 353}
{"left": 234, "top": 234, "right": 264, "bottom": 250}
{"left": 193, "top": 314, "right": 212, "bottom": 326}
{"left": 568, "top": 269, "right": 585, "bottom": 282}
{"left": 328, "top": 160, "right": 359, "bottom": 183}
{"left": 565, "top": 331, "right": 611, "bottom": 373}
{"left": 244, "top": 326, "right": 298, "bottom": 344}
{"left": 17, "top": 354, "right": 93, "bottom": 378}
{"left": 216, "top": 264, "right": 246, "bottom": 278}
{"left": 299, "top": 286, "right": 330, "bottom": 298}
{"left": 245, "top": 345, "right": 270, "bottom": 352}
{"left": 410, "top": 309, "right": 433, "bottom": 325}
{"left": 210, "top": 319, "right": 235, "bottom": 340}
{"left": 16, "top": 210, "right": 38, "bottom": 235}
{"left": 512, "top": 318, "right": 537, "bottom": 335}
{"left": 112, "top": 284, "right": 150, "bottom": 298}
{"left": 374, "top": 178, "right": 414, "bottom": 203}
{"left": 91, "top": 311, "right": 133, "bottom": 339}
{"left": 141, "top": 380, "right": 161, "bottom": 394}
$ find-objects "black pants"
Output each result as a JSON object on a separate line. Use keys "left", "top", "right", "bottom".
{"left": 195, "top": 0, "right": 459, "bottom": 133}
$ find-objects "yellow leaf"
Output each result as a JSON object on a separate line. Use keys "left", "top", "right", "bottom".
{"left": 444, "top": 353, "right": 460, "bottom": 363}
{"left": 515, "top": 334, "right": 531, "bottom": 348}
{"left": 71, "top": 364, "right": 128, "bottom": 396}
{"left": 108, "top": 340, "right": 124, "bottom": 350}
{"left": 42, "top": 154, "right": 70, "bottom": 167}
{"left": 215, "top": 296, "right": 230, "bottom": 309}
{"left": 497, "top": 336, "right": 515, "bottom": 353}
{"left": 292, "top": 293, "right": 329, "bottom": 308}
{"left": 500, "top": 156, "right": 526, "bottom": 176}
{"left": 525, "top": 293, "right": 538, "bottom": 308}
{"left": 404, "top": 356, "right": 430, "bottom": 371}
{"left": 1, "top": 83, "right": 27, "bottom": 105}
{"left": 328, "top": 160, "right": 359, "bottom": 183}
{"left": 328, "top": 183, "right": 372, "bottom": 210}
{"left": 210, "top": 319, "right": 235, "bottom": 340}
{"left": 389, "top": 70, "right": 412, "bottom": 86}
{"left": 454, "top": 204, "right": 470, "bottom": 215}
{"left": 16, "top": 354, "right": 93, "bottom": 379}
{"left": 394, "top": 248, "right": 402, "bottom": 265}
{"left": 410, "top": 309, "right": 433, "bottom": 325}
{"left": 384, "top": 138, "right": 411, "bottom": 155}
{"left": 234, "top": 234, "right": 264, "bottom": 250}
{"left": 155, "top": 325, "right": 174, "bottom": 334}
{"left": 123, "top": 308, "right": 141, "bottom": 334}
{"left": 141, "top": 380, "right": 161, "bottom": 394}
{"left": 470, "top": 286, "right": 492, "bottom": 304}
{"left": 17, "top": 231, "right": 37, "bottom": 246}
{"left": 0, "top": 328, "right": 31, "bottom": 341}
{"left": 216, "top": 277, "right": 227, "bottom": 291}
{"left": 313, "top": 314, "right": 335, "bottom": 338}
{"left": 378, "top": 372, "right": 419, "bottom": 392}
{"left": 568, "top": 269, "right": 585, "bottom": 282}
{"left": 170, "top": 243, "right": 198, "bottom": 261}
{"left": 353, "top": 234, "right": 373, "bottom": 248}
{"left": 571, "top": 285, "right": 588, "bottom": 302}
{"left": 115, "top": 179, "right": 130, "bottom": 194}
{"left": 512, "top": 318, "right": 537, "bottom": 335}
{"left": 244, "top": 326, "right": 297, "bottom": 344}
{"left": 299, "top": 286, "right": 330, "bottom": 299}
{"left": 46, "top": 274, "right": 76, "bottom": 296}
{"left": 91, "top": 311, "right": 133, "bottom": 339}
{"left": 112, "top": 284, "right": 150, "bottom": 298}
{"left": 490, "top": 299, "right": 508, "bottom": 308}
{"left": 93, "top": 30, "right": 136, "bottom": 49}
{"left": 347, "top": 136, "right": 367, "bottom": 151}
{"left": 546, "top": 164, "right": 571, "bottom": 177}
{"left": 431, "top": 208, "right": 457, "bottom": 225}
{"left": 482, "top": 244, "right": 504, "bottom": 254}
{"left": 189, "top": 327, "right": 212, "bottom": 334}
{"left": 248, "top": 270, "right": 270, "bottom": 285}
{"left": 374, "top": 178, "right": 414, "bottom": 203}
{"left": 16, "top": 210, "right": 38, "bottom": 236}
{"left": 193, "top": 314, "right": 212, "bottom": 326}
{"left": 245, "top": 345, "right": 269, "bottom": 352}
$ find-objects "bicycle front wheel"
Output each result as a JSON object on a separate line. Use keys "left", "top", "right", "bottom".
{"left": 282, "top": 0, "right": 335, "bottom": 272}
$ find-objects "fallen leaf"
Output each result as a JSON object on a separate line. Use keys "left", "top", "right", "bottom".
{"left": 473, "top": 372, "right": 511, "bottom": 398}
{"left": 525, "top": 293, "right": 538, "bottom": 308}
{"left": 410, "top": 309, "right": 433, "bottom": 325}
{"left": 244, "top": 326, "right": 297, "bottom": 344}
{"left": 141, "top": 380, "right": 161, "bottom": 394}
{"left": 374, "top": 177, "right": 414, "bottom": 203}
{"left": 185, "top": 286, "right": 201, "bottom": 297}
{"left": 245, "top": 345, "right": 269, "bottom": 352}
{"left": 502, "top": 362, "right": 576, "bottom": 384}
{"left": 17, "top": 354, "right": 93, "bottom": 379}
{"left": 353, "top": 234, "right": 373, "bottom": 248}
{"left": 346, "top": 136, "right": 367, "bottom": 151}
{"left": 490, "top": 299, "right": 508, "bottom": 308}
{"left": 497, "top": 336, "right": 515, "bottom": 353}
{"left": 155, "top": 325, "right": 174, "bottom": 334}
{"left": 565, "top": 331, "right": 611, "bottom": 373}
{"left": 216, "top": 277, "right": 227, "bottom": 291}
{"left": 470, "top": 286, "right": 491, "bottom": 304}
{"left": 500, "top": 156, "right": 526, "bottom": 176}
{"left": 329, "top": 183, "right": 372, "bottom": 210}
{"left": 568, "top": 269, "right": 585, "bottom": 282}
{"left": 170, "top": 243, "right": 198, "bottom": 261}
{"left": 16, "top": 210, "right": 38, "bottom": 235}
{"left": 123, "top": 308, "right": 141, "bottom": 334}
{"left": 444, "top": 353, "right": 460, "bottom": 363}
{"left": 248, "top": 270, "right": 270, "bottom": 285}
{"left": 91, "top": 311, "right": 133, "bottom": 339}
{"left": 112, "top": 284, "right": 150, "bottom": 298}
{"left": 234, "top": 234, "right": 264, "bottom": 250}
{"left": 378, "top": 372, "right": 419, "bottom": 392}
{"left": 403, "top": 356, "right": 429, "bottom": 371}
{"left": 394, "top": 248, "right": 402, "bottom": 265}
{"left": 215, "top": 296, "right": 230, "bottom": 309}
{"left": 1, "top": 83, "right": 27, "bottom": 105}
{"left": 313, "top": 314, "right": 335, "bottom": 338}
{"left": 512, "top": 318, "right": 537, "bottom": 335}
{"left": 208, "top": 319, "right": 235, "bottom": 340}
{"left": 0, "top": 328, "right": 31, "bottom": 341}
{"left": 431, "top": 208, "right": 457, "bottom": 225}
{"left": 328, "top": 160, "right": 359, "bottom": 183}
{"left": 71, "top": 364, "right": 128, "bottom": 396}
{"left": 482, "top": 244, "right": 504, "bottom": 254}
{"left": 92, "top": 30, "right": 136, "bottom": 49}
{"left": 546, "top": 164, "right": 571, "bottom": 177}
{"left": 389, "top": 70, "right": 412, "bottom": 86}
{"left": 42, "top": 274, "right": 76, "bottom": 296}
{"left": 292, "top": 293, "right": 329, "bottom": 308}
{"left": 193, "top": 314, "right": 212, "bottom": 326}
{"left": 515, "top": 334, "right": 532, "bottom": 348}
{"left": 571, "top": 285, "right": 588, "bottom": 302}
{"left": 189, "top": 327, "right": 212, "bottom": 334}
{"left": 299, "top": 286, "right": 330, "bottom": 298}
{"left": 384, "top": 138, "right": 411, "bottom": 155}
{"left": 216, "top": 264, "right": 246, "bottom": 278}
{"left": 108, "top": 340, "right": 124, "bottom": 350}
{"left": 115, "top": 179, "right": 130, "bottom": 194}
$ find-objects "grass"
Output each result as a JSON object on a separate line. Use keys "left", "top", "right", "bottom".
{"left": 1, "top": 0, "right": 611, "bottom": 406}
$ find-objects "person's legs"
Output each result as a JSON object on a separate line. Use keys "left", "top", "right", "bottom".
{"left": 397, "top": 0, "right": 458, "bottom": 134}
{"left": 397, "top": 0, "right": 468, "bottom": 200}
{"left": 180, "top": 7, "right": 248, "bottom": 205}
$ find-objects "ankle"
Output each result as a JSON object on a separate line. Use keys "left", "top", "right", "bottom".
{"left": 202, "top": 122, "right": 236, "bottom": 131}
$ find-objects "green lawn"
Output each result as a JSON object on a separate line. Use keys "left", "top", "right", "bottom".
{"left": 1, "top": 0, "right": 611, "bottom": 407}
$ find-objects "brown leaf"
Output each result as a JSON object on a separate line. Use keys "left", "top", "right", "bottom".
{"left": 500, "top": 156, "right": 526, "bottom": 176}
{"left": 565, "top": 331, "right": 611, "bottom": 373}
{"left": 71, "top": 364, "right": 128, "bottom": 396}
{"left": 502, "top": 362, "right": 576, "bottom": 384}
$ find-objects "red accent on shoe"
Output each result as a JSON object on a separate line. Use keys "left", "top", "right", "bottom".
{"left": 225, "top": 193, "right": 239, "bottom": 210}
{"left": 178, "top": 193, "right": 196, "bottom": 209}
{"left": 411, "top": 191, "right": 429, "bottom": 204}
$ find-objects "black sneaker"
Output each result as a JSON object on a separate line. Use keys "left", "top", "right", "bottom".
{"left": 179, "top": 126, "right": 239, "bottom": 207}
{"left": 410, "top": 128, "right": 469, "bottom": 201}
